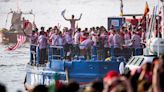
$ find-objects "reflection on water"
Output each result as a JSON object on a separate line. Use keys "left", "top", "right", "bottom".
{"left": 0, "top": 44, "right": 29, "bottom": 92}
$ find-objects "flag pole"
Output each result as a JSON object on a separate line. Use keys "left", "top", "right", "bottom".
{"left": 120, "top": 0, "right": 123, "bottom": 16}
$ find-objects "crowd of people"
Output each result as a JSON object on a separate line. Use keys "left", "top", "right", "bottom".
{"left": 19, "top": 11, "right": 163, "bottom": 65}
{"left": 24, "top": 15, "right": 155, "bottom": 64}
{"left": 26, "top": 26, "right": 143, "bottom": 63}
{"left": 0, "top": 55, "right": 164, "bottom": 92}
{"left": 1, "top": 12, "right": 164, "bottom": 92}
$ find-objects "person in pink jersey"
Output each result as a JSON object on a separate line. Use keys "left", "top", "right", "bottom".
{"left": 113, "top": 31, "right": 122, "bottom": 48}
{"left": 127, "top": 26, "right": 132, "bottom": 39}
{"left": 50, "top": 28, "right": 60, "bottom": 46}
{"left": 38, "top": 28, "right": 48, "bottom": 64}
{"left": 63, "top": 28, "right": 74, "bottom": 59}
{"left": 124, "top": 30, "right": 131, "bottom": 48}
{"left": 97, "top": 26, "right": 108, "bottom": 59}
{"left": 80, "top": 35, "right": 94, "bottom": 59}
{"left": 119, "top": 27, "right": 125, "bottom": 41}
{"left": 57, "top": 31, "right": 64, "bottom": 46}
{"left": 91, "top": 29, "right": 98, "bottom": 46}
{"left": 74, "top": 28, "right": 81, "bottom": 45}
{"left": 108, "top": 30, "right": 114, "bottom": 48}
{"left": 74, "top": 28, "right": 81, "bottom": 56}
{"left": 131, "top": 31, "right": 141, "bottom": 48}
{"left": 23, "top": 28, "right": 38, "bottom": 65}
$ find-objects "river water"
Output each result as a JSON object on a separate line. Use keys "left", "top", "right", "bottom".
{"left": 0, "top": 44, "right": 29, "bottom": 92}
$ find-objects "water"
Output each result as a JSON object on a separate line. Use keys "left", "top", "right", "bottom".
{"left": 0, "top": 44, "right": 29, "bottom": 92}
{"left": 0, "top": 0, "right": 161, "bottom": 92}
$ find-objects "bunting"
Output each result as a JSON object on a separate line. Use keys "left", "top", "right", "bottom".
{"left": 6, "top": 35, "right": 26, "bottom": 51}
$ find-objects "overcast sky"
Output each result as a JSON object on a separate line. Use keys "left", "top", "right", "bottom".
{"left": 0, "top": 0, "right": 162, "bottom": 28}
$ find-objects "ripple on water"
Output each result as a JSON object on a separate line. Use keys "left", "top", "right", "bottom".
{"left": 0, "top": 44, "right": 29, "bottom": 92}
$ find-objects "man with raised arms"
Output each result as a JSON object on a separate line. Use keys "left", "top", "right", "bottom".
{"left": 62, "top": 9, "right": 82, "bottom": 33}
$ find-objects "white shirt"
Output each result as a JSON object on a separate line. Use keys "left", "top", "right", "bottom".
{"left": 80, "top": 38, "right": 94, "bottom": 49}
{"left": 108, "top": 34, "right": 114, "bottom": 48}
{"left": 58, "top": 36, "right": 64, "bottom": 46}
{"left": 38, "top": 35, "right": 47, "bottom": 49}
{"left": 124, "top": 33, "right": 131, "bottom": 46}
{"left": 113, "top": 33, "right": 122, "bottom": 48}
{"left": 74, "top": 32, "right": 81, "bottom": 44}
{"left": 131, "top": 34, "right": 141, "bottom": 48}
{"left": 51, "top": 34, "right": 59, "bottom": 46}
{"left": 64, "top": 32, "right": 73, "bottom": 44}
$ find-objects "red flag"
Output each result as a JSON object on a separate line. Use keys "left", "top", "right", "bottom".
{"left": 141, "top": 2, "right": 150, "bottom": 24}
{"left": 6, "top": 35, "right": 26, "bottom": 51}
{"left": 144, "top": 2, "right": 150, "bottom": 16}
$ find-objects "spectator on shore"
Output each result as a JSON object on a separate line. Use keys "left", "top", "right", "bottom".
{"left": 0, "top": 83, "right": 6, "bottom": 92}
{"left": 33, "top": 85, "right": 48, "bottom": 92}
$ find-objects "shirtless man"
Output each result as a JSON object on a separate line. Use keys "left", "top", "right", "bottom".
{"left": 62, "top": 10, "right": 82, "bottom": 33}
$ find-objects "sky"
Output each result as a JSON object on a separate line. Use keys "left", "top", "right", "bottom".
{"left": 0, "top": 0, "right": 162, "bottom": 29}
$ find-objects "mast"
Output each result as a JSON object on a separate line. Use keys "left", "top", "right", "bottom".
{"left": 16, "top": 0, "right": 20, "bottom": 12}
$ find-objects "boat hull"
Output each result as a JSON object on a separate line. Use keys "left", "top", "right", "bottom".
{"left": 0, "top": 28, "right": 30, "bottom": 44}
{"left": 24, "top": 60, "right": 122, "bottom": 89}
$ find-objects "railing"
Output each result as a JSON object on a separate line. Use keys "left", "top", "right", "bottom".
{"left": 48, "top": 45, "right": 65, "bottom": 60}
{"left": 29, "top": 44, "right": 37, "bottom": 65}
{"left": 29, "top": 44, "right": 144, "bottom": 65}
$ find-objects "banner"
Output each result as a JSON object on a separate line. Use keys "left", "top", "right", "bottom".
{"left": 6, "top": 35, "right": 26, "bottom": 51}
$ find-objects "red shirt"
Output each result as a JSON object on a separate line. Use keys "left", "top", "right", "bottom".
{"left": 23, "top": 21, "right": 29, "bottom": 29}
{"left": 80, "top": 36, "right": 87, "bottom": 43}
{"left": 131, "top": 19, "right": 138, "bottom": 26}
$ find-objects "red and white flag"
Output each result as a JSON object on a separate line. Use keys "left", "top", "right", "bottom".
{"left": 6, "top": 35, "right": 26, "bottom": 51}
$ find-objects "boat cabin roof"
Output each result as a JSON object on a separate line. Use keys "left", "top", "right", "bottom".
{"left": 121, "top": 14, "right": 144, "bottom": 17}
